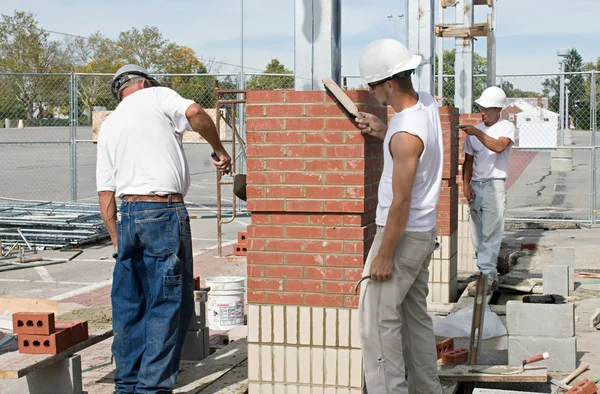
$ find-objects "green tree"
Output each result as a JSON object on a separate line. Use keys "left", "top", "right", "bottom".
{"left": 246, "top": 59, "right": 294, "bottom": 90}
{"left": 500, "top": 81, "right": 539, "bottom": 98}
{"left": 434, "top": 49, "right": 487, "bottom": 108}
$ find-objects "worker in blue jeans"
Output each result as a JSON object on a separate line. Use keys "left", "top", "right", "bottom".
{"left": 460, "top": 86, "right": 515, "bottom": 296}
{"left": 96, "top": 64, "right": 231, "bottom": 393}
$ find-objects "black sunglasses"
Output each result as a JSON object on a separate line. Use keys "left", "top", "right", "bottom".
{"left": 367, "top": 77, "right": 392, "bottom": 89}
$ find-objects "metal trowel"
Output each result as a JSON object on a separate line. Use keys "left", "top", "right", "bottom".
{"left": 211, "top": 152, "right": 247, "bottom": 201}
{"left": 469, "top": 353, "right": 549, "bottom": 375}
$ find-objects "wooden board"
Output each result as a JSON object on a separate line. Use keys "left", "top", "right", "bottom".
{"left": 0, "top": 297, "right": 58, "bottom": 315}
{"left": 498, "top": 278, "right": 537, "bottom": 293}
{"left": 435, "top": 23, "right": 488, "bottom": 38}
{"left": 438, "top": 365, "right": 547, "bottom": 382}
{"left": 0, "top": 327, "right": 112, "bottom": 379}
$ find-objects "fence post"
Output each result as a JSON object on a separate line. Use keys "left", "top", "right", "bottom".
{"left": 592, "top": 71, "right": 597, "bottom": 224}
{"left": 69, "top": 73, "right": 78, "bottom": 202}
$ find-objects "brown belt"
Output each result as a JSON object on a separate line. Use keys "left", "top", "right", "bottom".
{"left": 121, "top": 194, "right": 184, "bottom": 203}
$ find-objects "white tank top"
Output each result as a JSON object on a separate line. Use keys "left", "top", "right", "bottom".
{"left": 375, "top": 91, "right": 443, "bottom": 231}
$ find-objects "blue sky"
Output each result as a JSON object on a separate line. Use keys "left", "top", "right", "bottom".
{"left": 1, "top": 0, "right": 598, "bottom": 79}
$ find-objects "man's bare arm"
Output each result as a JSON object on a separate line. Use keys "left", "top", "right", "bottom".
{"left": 476, "top": 133, "right": 512, "bottom": 154}
{"left": 98, "top": 191, "right": 118, "bottom": 251}
{"left": 186, "top": 104, "right": 232, "bottom": 173}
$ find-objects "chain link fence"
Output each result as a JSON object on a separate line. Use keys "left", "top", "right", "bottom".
{"left": 1, "top": 71, "right": 599, "bottom": 224}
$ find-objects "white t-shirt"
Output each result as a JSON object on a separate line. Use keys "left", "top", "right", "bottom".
{"left": 96, "top": 87, "right": 196, "bottom": 197}
{"left": 463, "top": 119, "right": 515, "bottom": 181}
{"left": 376, "top": 91, "right": 443, "bottom": 231}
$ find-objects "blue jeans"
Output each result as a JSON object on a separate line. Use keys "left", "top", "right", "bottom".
{"left": 111, "top": 200, "right": 193, "bottom": 394}
{"left": 468, "top": 179, "right": 507, "bottom": 285}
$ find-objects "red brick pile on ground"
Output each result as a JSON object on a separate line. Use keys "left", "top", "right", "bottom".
{"left": 436, "top": 337, "right": 469, "bottom": 365}
{"left": 233, "top": 231, "right": 248, "bottom": 256}
{"left": 13, "top": 312, "right": 89, "bottom": 354}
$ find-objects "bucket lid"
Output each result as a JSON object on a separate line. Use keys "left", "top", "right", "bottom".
{"left": 205, "top": 276, "right": 245, "bottom": 283}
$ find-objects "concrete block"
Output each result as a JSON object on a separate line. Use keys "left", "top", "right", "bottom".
{"left": 2, "top": 355, "right": 83, "bottom": 394}
{"left": 188, "top": 300, "right": 206, "bottom": 331}
{"left": 590, "top": 308, "right": 600, "bottom": 329}
{"left": 506, "top": 301, "right": 575, "bottom": 337}
{"left": 552, "top": 247, "right": 575, "bottom": 292}
{"left": 508, "top": 336, "right": 576, "bottom": 372}
{"left": 181, "top": 329, "right": 210, "bottom": 360}
{"left": 551, "top": 158, "right": 573, "bottom": 172}
{"left": 551, "top": 149, "right": 573, "bottom": 159}
{"left": 543, "top": 264, "right": 569, "bottom": 297}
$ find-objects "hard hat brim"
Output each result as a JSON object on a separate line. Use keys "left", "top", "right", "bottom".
{"left": 361, "top": 54, "right": 423, "bottom": 85}
{"left": 475, "top": 98, "right": 505, "bottom": 109}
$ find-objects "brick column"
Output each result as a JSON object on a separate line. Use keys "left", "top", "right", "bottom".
{"left": 457, "top": 113, "right": 481, "bottom": 273}
{"left": 244, "top": 90, "right": 385, "bottom": 392}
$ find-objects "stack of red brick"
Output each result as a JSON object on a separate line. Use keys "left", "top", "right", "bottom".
{"left": 233, "top": 231, "right": 248, "bottom": 256}
{"left": 13, "top": 312, "right": 88, "bottom": 354}
{"left": 436, "top": 338, "right": 469, "bottom": 365}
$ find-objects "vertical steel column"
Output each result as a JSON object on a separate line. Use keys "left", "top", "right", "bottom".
{"left": 454, "top": 0, "right": 474, "bottom": 113}
{"left": 407, "top": 0, "right": 435, "bottom": 95}
{"left": 486, "top": 1, "right": 497, "bottom": 87}
{"left": 591, "top": 71, "right": 597, "bottom": 224}
{"left": 69, "top": 74, "right": 78, "bottom": 202}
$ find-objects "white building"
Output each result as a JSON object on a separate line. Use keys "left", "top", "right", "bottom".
{"left": 516, "top": 105, "right": 559, "bottom": 149}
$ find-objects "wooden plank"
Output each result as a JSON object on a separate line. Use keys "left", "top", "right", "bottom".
{"left": 498, "top": 278, "right": 537, "bottom": 293}
{"left": 0, "top": 297, "right": 58, "bottom": 315}
{"left": 435, "top": 23, "right": 488, "bottom": 38}
{"left": 474, "top": 0, "right": 493, "bottom": 6}
{"left": 0, "top": 327, "right": 112, "bottom": 379}
{"left": 438, "top": 365, "right": 547, "bottom": 382}
{"left": 226, "top": 256, "right": 247, "bottom": 263}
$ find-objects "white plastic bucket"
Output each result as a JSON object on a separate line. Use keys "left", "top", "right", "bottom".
{"left": 205, "top": 276, "right": 245, "bottom": 330}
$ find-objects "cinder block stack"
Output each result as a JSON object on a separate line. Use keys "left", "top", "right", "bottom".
{"left": 507, "top": 300, "right": 577, "bottom": 371}
{"left": 181, "top": 280, "right": 210, "bottom": 361}
{"left": 234, "top": 231, "right": 248, "bottom": 256}
{"left": 13, "top": 312, "right": 88, "bottom": 354}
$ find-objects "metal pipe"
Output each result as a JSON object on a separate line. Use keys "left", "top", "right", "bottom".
{"left": 592, "top": 71, "right": 597, "bottom": 224}
{"left": 0, "top": 258, "right": 68, "bottom": 272}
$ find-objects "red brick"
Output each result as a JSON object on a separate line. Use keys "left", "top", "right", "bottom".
{"left": 305, "top": 267, "right": 344, "bottom": 280}
{"left": 13, "top": 312, "right": 55, "bottom": 335}
{"left": 266, "top": 266, "right": 304, "bottom": 279}
{"left": 520, "top": 243, "right": 537, "bottom": 250}
{"left": 325, "top": 255, "right": 363, "bottom": 267}
{"left": 325, "top": 173, "right": 364, "bottom": 185}
{"left": 246, "top": 131, "right": 265, "bottom": 143}
{"left": 345, "top": 187, "right": 365, "bottom": 198}
{"left": 286, "top": 253, "right": 324, "bottom": 266}
{"left": 286, "top": 280, "right": 323, "bottom": 292}
{"left": 305, "top": 104, "right": 345, "bottom": 116}
{"left": 248, "top": 291, "right": 266, "bottom": 303}
{"left": 305, "top": 132, "right": 344, "bottom": 144}
{"left": 345, "top": 159, "right": 366, "bottom": 171}
{"left": 55, "top": 320, "right": 88, "bottom": 346}
{"left": 305, "top": 240, "right": 344, "bottom": 253}
{"left": 305, "top": 294, "right": 344, "bottom": 307}
{"left": 325, "top": 146, "right": 364, "bottom": 158}
{"left": 248, "top": 265, "right": 265, "bottom": 277}
{"left": 310, "top": 215, "right": 342, "bottom": 226}
{"left": 246, "top": 90, "right": 284, "bottom": 103}
{"left": 246, "top": 105, "right": 265, "bottom": 117}
{"left": 306, "top": 186, "right": 344, "bottom": 199}
{"left": 233, "top": 242, "right": 248, "bottom": 256}
{"left": 287, "top": 200, "right": 325, "bottom": 212}
{"left": 286, "top": 226, "right": 323, "bottom": 239}
{"left": 247, "top": 278, "right": 283, "bottom": 291}
{"left": 342, "top": 215, "right": 363, "bottom": 226}
{"left": 18, "top": 330, "right": 70, "bottom": 354}
{"left": 344, "top": 269, "right": 363, "bottom": 281}
{"left": 266, "top": 240, "right": 304, "bottom": 252}
{"left": 246, "top": 118, "right": 284, "bottom": 131}
{"left": 265, "top": 132, "right": 304, "bottom": 144}
{"left": 566, "top": 379, "right": 597, "bottom": 394}
{"left": 441, "top": 348, "right": 469, "bottom": 365}
{"left": 246, "top": 186, "right": 264, "bottom": 198}
{"left": 246, "top": 145, "right": 284, "bottom": 157}
{"left": 286, "top": 172, "right": 323, "bottom": 184}
{"left": 286, "top": 118, "right": 324, "bottom": 131}
{"left": 436, "top": 338, "right": 454, "bottom": 359}
{"left": 266, "top": 186, "right": 303, "bottom": 198}
{"left": 286, "top": 146, "right": 324, "bottom": 157}
{"left": 247, "top": 172, "right": 284, "bottom": 184}
{"left": 325, "top": 282, "right": 355, "bottom": 294}
{"left": 246, "top": 158, "right": 263, "bottom": 171}
{"left": 247, "top": 252, "right": 284, "bottom": 265}
{"left": 247, "top": 199, "right": 284, "bottom": 212}
{"left": 193, "top": 275, "right": 201, "bottom": 290}
{"left": 345, "top": 132, "right": 366, "bottom": 144}
{"left": 344, "top": 242, "right": 364, "bottom": 253}
{"left": 265, "top": 292, "right": 304, "bottom": 305}
{"left": 285, "top": 90, "right": 325, "bottom": 103}
{"left": 248, "top": 238, "right": 265, "bottom": 250}
{"left": 248, "top": 226, "right": 284, "bottom": 238}
{"left": 326, "top": 227, "right": 365, "bottom": 240}
{"left": 266, "top": 105, "right": 305, "bottom": 117}
{"left": 238, "top": 232, "right": 248, "bottom": 243}
{"left": 265, "top": 159, "right": 304, "bottom": 171}
{"left": 325, "top": 201, "right": 364, "bottom": 213}
{"left": 305, "top": 159, "right": 344, "bottom": 171}
{"left": 270, "top": 214, "right": 308, "bottom": 225}
{"left": 344, "top": 296, "right": 360, "bottom": 308}
{"left": 325, "top": 118, "right": 357, "bottom": 131}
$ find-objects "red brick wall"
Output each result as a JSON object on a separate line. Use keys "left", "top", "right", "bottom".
{"left": 439, "top": 107, "right": 460, "bottom": 236}
{"left": 457, "top": 113, "right": 481, "bottom": 204}
{"left": 245, "top": 90, "right": 385, "bottom": 309}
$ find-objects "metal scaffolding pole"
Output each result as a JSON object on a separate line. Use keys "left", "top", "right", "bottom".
{"left": 407, "top": 0, "right": 435, "bottom": 95}
{"left": 454, "top": 0, "right": 474, "bottom": 113}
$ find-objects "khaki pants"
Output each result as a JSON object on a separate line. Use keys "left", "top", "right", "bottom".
{"left": 358, "top": 226, "right": 442, "bottom": 394}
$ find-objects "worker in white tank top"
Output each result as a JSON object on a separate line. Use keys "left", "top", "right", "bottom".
{"left": 354, "top": 39, "right": 443, "bottom": 394}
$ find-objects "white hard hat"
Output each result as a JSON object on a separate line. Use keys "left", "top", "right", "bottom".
{"left": 359, "top": 39, "right": 422, "bottom": 84}
{"left": 475, "top": 86, "right": 507, "bottom": 108}
{"left": 111, "top": 64, "right": 160, "bottom": 100}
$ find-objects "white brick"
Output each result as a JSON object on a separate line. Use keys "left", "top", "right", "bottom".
{"left": 261, "top": 306, "right": 272, "bottom": 343}
{"left": 298, "top": 347, "right": 311, "bottom": 383}
{"left": 261, "top": 383, "right": 273, "bottom": 394}
{"left": 338, "top": 348, "right": 350, "bottom": 386}
{"left": 248, "top": 344, "right": 260, "bottom": 381}
{"left": 299, "top": 386, "right": 311, "bottom": 394}
{"left": 338, "top": 309, "right": 350, "bottom": 347}
{"left": 312, "top": 307, "right": 324, "bottom": 346}
{"left": 350, "top": 309, "right": 360, "bottom": 349}
{"left": 273, "top": 384, "right": 285, "bottom": 393}
{"left": 273, "top": 306, "right": 284, "bottom": 344}
{"left": 325, "top": 308, "right": 337, "bottom": 346}
{"left": 312, "top": 348, "right": 324, "bottom": 385}
{"left": 312, "top": 387, "right": 324, "bottom": 394}
{"left": 248, "top": 305, "right": 260, "bottom": 343}
{"left": 324, "top": 348, "right": 337, "bottom": 385}
{"left": 336, "top": 389, "right": 351, "bottom": 394}
{"left": 286, "top": 306, "right": 298, "bottom": 345}
{"left": 287, "top": 385, "right": 299, "bottom": 394}
{"left": 248, "top": 382, "right": 260, "bottom": 394}
{"left": 350, "top": 349, "right": 363, "bottom": 388}
{"left": 273, "top": 345, "right": 285, "bottom": 382}
{"left": 433, "top": 260, "right": 442, "bottom": 282}
{"left": 299, "top": 307, "right": 311, "bottom": 345}
{"left": 442, "top": 259, "right": 450, "bottom": 283}
{"left": 286, "top": 347, "right": 298, "bottom": 383}
{"left": 261, "top": 345, "right": 273, "bottom": 381}
{"left": 325, "top": 388, "right": 337, "bottom": 394}
{"left": 350, "top": 390, "right": 363, "bottom": 394}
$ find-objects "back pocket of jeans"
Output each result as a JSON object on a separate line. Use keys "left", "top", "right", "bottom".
{"left": 135, "top": 216, "right": 174, "bottom": 256}
{"left": 164, "top": 274, "right": 182, "bottom": 299}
